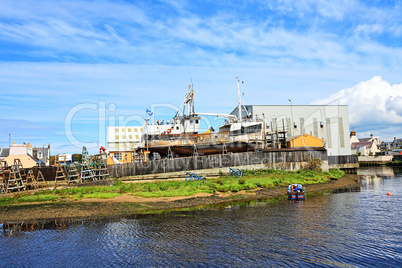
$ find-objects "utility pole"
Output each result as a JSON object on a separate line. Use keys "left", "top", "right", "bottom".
{"left": 145, "top": 118, "right": 149, "bottom": 155}
{"left": 288, "top": 99, "right": 294, "bottom": 137}
{"left": 262, "top": 113, "right": 266, "bottom": 149}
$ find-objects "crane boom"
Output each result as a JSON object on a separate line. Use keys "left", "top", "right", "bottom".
{"left": 196, "top": 112, "right": 237, "bottom": 120}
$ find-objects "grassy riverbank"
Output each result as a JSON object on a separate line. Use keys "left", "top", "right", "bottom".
{"left": 0, "top": 169, "right": 344, "bottom": 206}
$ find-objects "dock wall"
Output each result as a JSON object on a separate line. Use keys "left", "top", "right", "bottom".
{"left": 328, "top": 155, "right": 359, "bottom": 170}
{"left": 30, "top": 150, "right": 359, "bottom": 181}
{"left": 358, "top": 155, "right": 393, "bottom": 165}
{"left": 108, "top": 149, "right": 330, "bottom": 179}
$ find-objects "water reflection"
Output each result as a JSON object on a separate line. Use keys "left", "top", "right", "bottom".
{"left": 358, "top": 166, "right": 396, "bottom": 177}
{"left": 1, "top": 218, "right": 103, "bottom": 235}
{"left": 358, "top": 166, "right": 398, "bottom": 190}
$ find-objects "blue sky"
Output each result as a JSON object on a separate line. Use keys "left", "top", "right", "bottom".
{"left": 0, "top": 0, "right": 402, "bottom": 153}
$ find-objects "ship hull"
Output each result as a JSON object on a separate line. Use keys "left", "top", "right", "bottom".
{"left": 147, "top": 141, "right": 250, "bottom": 158}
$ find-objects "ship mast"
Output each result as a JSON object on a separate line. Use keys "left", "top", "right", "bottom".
{"left": 186, "top": 83, "right": 195, "bottom": 116}
{"left": 167, "top": 83, "right": 196, "bottom": 133}
{"left": 236, "top": 76, "right": 249, "bottom": 122}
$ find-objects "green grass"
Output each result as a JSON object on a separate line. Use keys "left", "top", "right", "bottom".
{"left": 0, "top": 197, "right": 16, "bottom": 206}
{"left": 326, "top": 168, "right": 345, "bottom": 179}
{"left": 0, "top": 168, "right": 345, "bottom": 205}
{"left": 18, "top": 194, "right": 61, "bottom": 203}
{"left": 73, "top": 192, "right": 121, "bottom": 199}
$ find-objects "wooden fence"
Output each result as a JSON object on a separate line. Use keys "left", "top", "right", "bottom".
{"left": 24, "top": 149, "right": 360, "bottom": 180}
{"left": 108, "top": 148, "right": 329, "bottom": 178}
{"left": 32, "top": 165, "right": 83, "bottom": 182}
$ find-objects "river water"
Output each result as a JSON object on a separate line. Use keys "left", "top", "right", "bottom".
{"left": 1, "top": 167, "right": 401, "bottom": 267}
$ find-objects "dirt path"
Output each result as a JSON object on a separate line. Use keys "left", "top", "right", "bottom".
{"left": 0, "top": 175, "right": 360, "bottom": 221}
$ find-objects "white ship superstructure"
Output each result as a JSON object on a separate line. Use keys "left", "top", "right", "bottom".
{"left": 141, "top": 77, "right": 267, "bottom": 158}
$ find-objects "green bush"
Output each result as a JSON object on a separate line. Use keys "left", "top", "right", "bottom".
{"left": 328, "top": 168, "right": 345, "bottom": 179}
{"left": 217, "top": 186, "right": 227, "bottom": 192}
{"left": 302, "top": 157, "right": 322, "bottom": 172}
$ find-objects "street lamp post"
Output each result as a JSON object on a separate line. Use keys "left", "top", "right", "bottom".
{"left": 145, "top": 118, "right": 149, "bottom": 160}
{"left": 262, "top": 113, "right": 266, "bottom": 149}
{"left": 288, "top": 99, "right": 294, "bottom": 137}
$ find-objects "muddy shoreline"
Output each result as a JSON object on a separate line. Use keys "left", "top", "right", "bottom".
{"left": 0, "top": 175, "right": 361, "bottom": 222}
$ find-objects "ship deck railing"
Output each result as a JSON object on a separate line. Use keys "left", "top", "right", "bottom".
{"left": 147, "top": 133, "right": 265, "bottom": 147}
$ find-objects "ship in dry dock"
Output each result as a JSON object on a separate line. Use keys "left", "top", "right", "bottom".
{"left": 141, "top": 77, "right": 281, "bottom": 159}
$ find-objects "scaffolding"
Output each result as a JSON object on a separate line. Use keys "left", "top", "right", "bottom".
{"left": 91, "top": 153, "right": 109, "bottom": 180}
{"left": 66, "top": 163, "right": 80, "bottom": 184}
{"left": 81, "top": 146, "right": 95, "bottom": 182}
{"left": 222, "top": 143, "right": 228, "bottom": 154}
{"left": 193, "top": 144, "right": 199, "bottom": 157}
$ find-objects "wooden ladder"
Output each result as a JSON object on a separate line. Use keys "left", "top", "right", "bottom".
{"left": 54, "top": 156, "right": 67, "bottom": 188}
{"left": 7, "top": 165, "right": 25, "bottom": 192}
{"left": 25, "top": 168, "right": 39, "bottom": 190}
{"left": 36, "top": 169, "right": 48, "bottom": 187}
{"left": 0, "top": 161, "right": 8, "bottom": 194}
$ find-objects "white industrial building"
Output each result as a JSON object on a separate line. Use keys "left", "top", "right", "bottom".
{"left": 231, "top": 105, "right": 351, "bottom": 156}
{"left": 107, "top": 126, "right": 143, "bottom": 152}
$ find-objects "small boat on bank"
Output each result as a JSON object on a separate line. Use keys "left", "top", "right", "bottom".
{"left": 287, "top": 184, "right": 305, "bottom": 200}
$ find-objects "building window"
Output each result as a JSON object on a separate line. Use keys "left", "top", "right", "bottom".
{"left": 134, "top": 128, "right": 138, "bottom": 132}
{"left": 115, "top": 129, "right": 119, "bottom": 132}
{"left": 122, "top": 135, "right": 126, "bottom": 140}
{"left": 115, "top": 136, "right": 119, "bottom": 140}
{"left": 176, "top": 126, "right": 179, "bottom": 130}
{"left": 38, "top": 152, "right": 43, "bottom": 158}
{"left": 114, "top": 152, "right": 122, "bottom": 160}
{"left": 129, "top": 135, "right": 133, "bottom": 139}
{"left": 136, "top": 135, "right": 139, "bottom": 139}
{"left": 122, "top": 128, "right": 125, "bottom": 132}
{"left": 141, "top": 128, "right": 143, "bottom": 132}
{"left": 128, "top": 128, "right": 132, "bottom": 132}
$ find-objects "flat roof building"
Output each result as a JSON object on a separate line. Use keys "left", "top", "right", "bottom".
{"left": 107, "top": 126, "right": 144, "bottom": 152}
{"left": 231, "top": 105, "right": 351, "bottom": 156}
{"left": 106, "top": 126, "right": 144, "bottom": 164}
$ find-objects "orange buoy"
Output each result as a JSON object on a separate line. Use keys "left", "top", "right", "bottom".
{"left": 387, "top": 192, "right": 391, "bottom": 196}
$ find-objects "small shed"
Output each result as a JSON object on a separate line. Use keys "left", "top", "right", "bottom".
{"left": 287, "top": 134, "right": 323, "bottom": 148}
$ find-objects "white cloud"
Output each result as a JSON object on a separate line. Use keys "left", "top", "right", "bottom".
{"left": 0, "top": 0, "right": 400, "bottom": 68}
{"left": 354, "top": 24, "right": 384, "bottom": 36}
{"left": 312, "top": 76, "right": 402, "bottom": 135}
{"left": 266, "top": 0, "right": 357, "bottom": 20}
{"left": 1, "top": 0, "right": 402, "bottom": 150}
